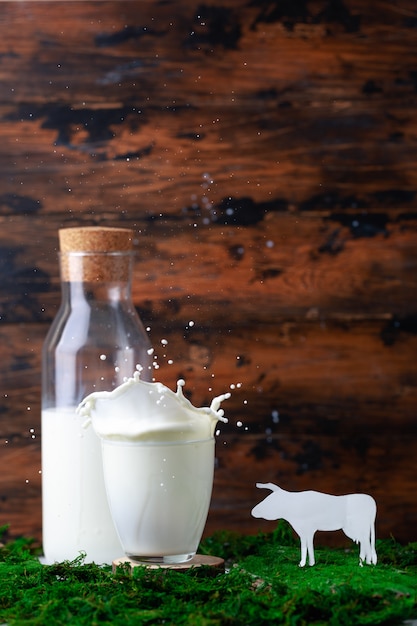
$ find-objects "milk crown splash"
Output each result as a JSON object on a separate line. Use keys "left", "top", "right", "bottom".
{"left": 78, "top": 369, "right": 230, "bottom": 443}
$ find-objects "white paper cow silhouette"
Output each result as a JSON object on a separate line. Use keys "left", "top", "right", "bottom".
{"left": 251, "top": 483, "right": 377, "bottom": 567}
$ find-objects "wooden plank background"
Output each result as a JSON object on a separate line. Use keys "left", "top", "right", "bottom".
{"left": 0, "top": 0, "right": 416, "bottom": 547}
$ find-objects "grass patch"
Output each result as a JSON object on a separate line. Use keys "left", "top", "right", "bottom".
{"left": 0, "top": 523, "right": 416, "bottom": 625}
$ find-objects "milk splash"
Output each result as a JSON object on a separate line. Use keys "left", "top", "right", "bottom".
{"left": 77, "top": 369, "right": 230, "bottom": 563}
{"left": 78, "top": 369, "right": 230, "bottom": 442}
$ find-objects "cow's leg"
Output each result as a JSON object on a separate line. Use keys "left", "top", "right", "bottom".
{"left": 358, "top": 540, "right": 365, "bottom": 566}
{"left": 364, "top": 540, "right": 372, "bottom": 564}
{"left": 299, "top": 534, "right": 307, "bottom": 567}
{"left": 357, "top": 534, "right": 363, "bottom": 565}
{"left": 363, "top": 537, "right": 371, "bottom": 565}
{"left": 358, "top": 536, "right": 372, "bottom": 565}
{"left": 307, "top": 532, "right": 315, "bottom": 566}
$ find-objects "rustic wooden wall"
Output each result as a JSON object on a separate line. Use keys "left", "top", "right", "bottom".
{"left": 0, "top": 0, "right": 416, "bottom": 547}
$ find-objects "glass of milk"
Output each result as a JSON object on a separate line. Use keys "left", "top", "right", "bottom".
{"left": 78, "top": 371, "right": 229, "bottom": 564}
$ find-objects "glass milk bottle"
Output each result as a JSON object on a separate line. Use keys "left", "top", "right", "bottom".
{"left": 41, "top": 226, "right": 151, "bottom": 564}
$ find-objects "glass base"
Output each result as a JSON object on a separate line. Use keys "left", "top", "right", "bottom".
{"left": 127, "top": 552, "right": 195, "bottom": 565}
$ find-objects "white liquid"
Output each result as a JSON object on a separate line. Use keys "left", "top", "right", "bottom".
{"left": 41, "top": 408, "right": 123, "bottom": 564}
{"left": 102, "top": 438, "right": 214, "bottom": 560}
{"left": 78, "top": 373, "right": 230, "bottom": 562}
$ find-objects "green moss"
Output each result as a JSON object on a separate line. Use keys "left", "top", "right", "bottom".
{"left": 0, "top": 523, "right": 416, "bottom": 625}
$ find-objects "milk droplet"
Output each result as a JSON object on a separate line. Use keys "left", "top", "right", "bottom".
{"left": 272, "top": 410, "right": 280, "bottom": 423}
{"left": 100, "top": 354, "right": 107, "bottom": 361}
{"left": 237, "top": 421, "right": 243, "bottom": 427}
{"left": 147, "top": 347, "right": 154, "bottom": 355}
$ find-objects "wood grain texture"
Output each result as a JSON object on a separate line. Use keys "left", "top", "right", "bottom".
{"left": 0, "top": 0, "right": 416, "bottom": 546}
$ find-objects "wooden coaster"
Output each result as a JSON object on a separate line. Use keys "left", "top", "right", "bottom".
{"left": 112, "top": 554, "right": 224, "bottom": 573}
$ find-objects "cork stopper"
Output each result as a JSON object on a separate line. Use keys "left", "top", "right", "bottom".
{"left": 59, "top": 226, "right": 133, "bottom": 253}
{"left": 59, "top": 227, "right": 134, "bottom": 282}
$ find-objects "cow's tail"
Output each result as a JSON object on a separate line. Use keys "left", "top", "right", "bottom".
{"left": 370, "top": 517, "right": 377, "bottom": 565}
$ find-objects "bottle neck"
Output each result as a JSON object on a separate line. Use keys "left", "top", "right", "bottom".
{"left": 62, "top": 280, "right": 133, "bottom": 305}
